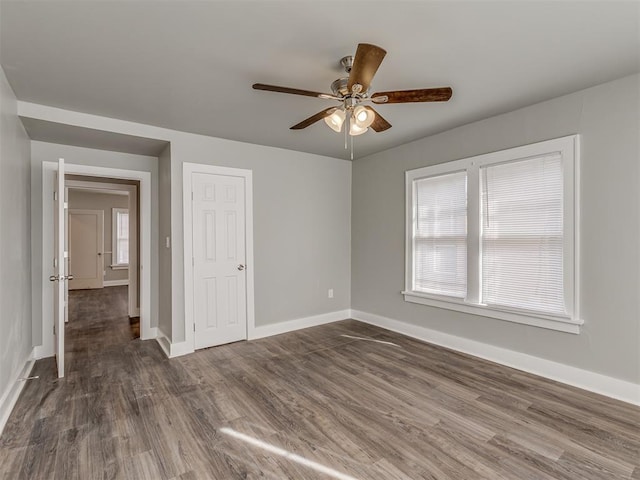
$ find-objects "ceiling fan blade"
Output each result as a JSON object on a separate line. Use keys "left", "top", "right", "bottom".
{"left": 290, "top": 107, "right": 337, "bottom": 130}
{"left": 253, "top": 83, "right": 339, "bottom": 100}
{"left": 371, "top": 87, "right": 453, "bottom": 104}
{"left": 364, "top": 107, "right": 392, "bottom": 132}
{"left": 348, "top": 43, "right": 387, "bottom": 94}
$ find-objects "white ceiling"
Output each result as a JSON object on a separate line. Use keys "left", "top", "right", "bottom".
{"left": 1, "top": 1, "right": 638, "bottom": 160}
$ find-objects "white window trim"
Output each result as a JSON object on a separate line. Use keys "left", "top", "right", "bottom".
{"left": 404, "top": 135, "right": 582, "bottom": 334}
{"left": 111, "top": 207, "right": 129, "bottom": 269}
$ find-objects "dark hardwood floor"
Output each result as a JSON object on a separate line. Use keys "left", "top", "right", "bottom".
{"left": 1, "top": 286, "right": 639, "bottom": 479}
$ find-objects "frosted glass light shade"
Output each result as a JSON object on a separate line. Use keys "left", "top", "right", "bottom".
{"left": 352, "top": 105, "right": 375, "bottom": 129}
{"left": 324, "top": 108, "right": 346, "bottom": 132}
{"left": 349, "top": 122, "right": 368, "bottom": 136}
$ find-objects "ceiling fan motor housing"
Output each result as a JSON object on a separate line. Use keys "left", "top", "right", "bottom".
{"left": 331, "top": 78, "right": 350, "bottom": 97}
{"left": 331, "top": 55, "right": 363, "bottom": 98}
{"left": 340, "top": 55, "right": 353, "bottom": 73}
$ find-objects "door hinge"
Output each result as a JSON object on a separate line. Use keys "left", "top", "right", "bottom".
{"left": 193, "top": 323, "right": 196, "bottom": 332}
{"left": 54, "top": 192, "right": 58, "bottom": 201}
{"left": 192, "top": 257, "right": 194, "bottom": 266}
{"left": 53, "top": 324, "right": 56, "bottom": 335}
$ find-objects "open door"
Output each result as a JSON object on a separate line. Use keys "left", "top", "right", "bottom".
{"left": 51, "top": 158, "right": 66, "bottom": 378}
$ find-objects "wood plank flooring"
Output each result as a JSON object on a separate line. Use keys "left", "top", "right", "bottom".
{"left": 1, "top": 286, "right": 639, "bottom": 479}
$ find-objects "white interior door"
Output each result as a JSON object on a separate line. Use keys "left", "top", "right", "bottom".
{"left": 192, "top": 172, "right": 247, "bottom": 349}
{"left": 52, "top": 158, "right": 65, "bottom": 378}
{"left": 64, "top": 191, "right": 69, "bottom": 323}
{"left": 68, "top": 209, "right": 104, "bottom": 290}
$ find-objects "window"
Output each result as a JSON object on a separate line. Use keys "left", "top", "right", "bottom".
{"left": 414, "top": 171, "right": 467, "bottom": 298}
{"left": 404, "top": 136, "right": 581, "bottom": 333}
{"left": 112, "top": 208, "right": 129, "bottom": 268}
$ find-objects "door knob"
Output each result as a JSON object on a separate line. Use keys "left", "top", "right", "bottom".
{"left": 66, "top": 274, "right": 74, "bottom": 281}
{"left": 237, "top": 264, "right": 245, "bottom": 271}
{"left": 49, "top": 275, "right": 59, "bottom": 282}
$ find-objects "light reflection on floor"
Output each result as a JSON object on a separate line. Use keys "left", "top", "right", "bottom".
{"left": 339, "top": 334, "right": 401, "bottom": 347}
{"left": 220, "top": 427, "right": 359, "bottom": 480}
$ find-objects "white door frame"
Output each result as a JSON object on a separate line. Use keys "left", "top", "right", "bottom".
{"left": 41, "top": 162, "right": 154, "bottom": 360}
{"left": 66, "top": 180, "right": 138, "bottom": 316}
{"left": 183, "top": 163, "right": 255, "bottom": 351}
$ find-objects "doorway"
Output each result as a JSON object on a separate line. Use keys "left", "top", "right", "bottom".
{"left": 41, "top": 161, "right": 153, "bottom": 377}
{"left": 65, "top": 184, "right": 138, "bottom": 353}
{"left": 65, "top": 179, "right": 138, "bottom": 317}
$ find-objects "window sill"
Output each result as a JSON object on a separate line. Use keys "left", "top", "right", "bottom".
{"left": 401, "top": 291, "right": 582, "bottom": 334}
{"left": 111, "top": 265, "right": 129, "bottom": 270}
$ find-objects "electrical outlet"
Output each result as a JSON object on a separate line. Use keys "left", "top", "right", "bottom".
{"left": 328, "top": 289, "right": 334, "bottom": 299}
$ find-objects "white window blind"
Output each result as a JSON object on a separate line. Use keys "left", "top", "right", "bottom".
{"left": 481, "top": 154, "right": 565, "bottom": 315}
{"left": 414, "top": 171, "right": 467, "bottom": 298}
{"left": 113, "top": 209, "right": 129, "bottom": 266}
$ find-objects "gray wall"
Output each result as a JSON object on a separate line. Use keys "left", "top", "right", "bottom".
{"left": 26, "top": 114, "right": 352, "bottom": 348}
{"left": 30, "top": 142, "right": 160, "bottom": 346}
{"left": 68, "top": 190, "right": 129, "bottom": 283}
{"left": 352, "top": 74, "right": 640, "bottom": 384}
{"left": 0, "top": 67, "right": 32, "bottom": 407}
{"left": 169, "top": 137, "right": 352, "bottom": 343}
{"left": 158, "top": 144, "right": 172, "bottom": 339}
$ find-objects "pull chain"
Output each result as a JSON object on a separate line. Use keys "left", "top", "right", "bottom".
{"left": 350, "top": 133, "right": 354, "bottom": 160}
{"left": 344, "top": 116, "right": 348, "bottom": 150}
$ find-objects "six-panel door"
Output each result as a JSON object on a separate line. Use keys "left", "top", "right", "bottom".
{"left": 192, "top": 173, "right": 247, "bottom": 349}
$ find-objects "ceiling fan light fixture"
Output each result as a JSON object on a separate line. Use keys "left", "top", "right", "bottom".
{"left": 352, "top": 105, "right": 375, "bottom": 129}
{"left": 349, "top": 122, "right": 368, "bottom": 136}
{"left": 252, "top": 43, "right": 452, "bottom": 157}
{"left": 324, "top": 108, "right": 346, "bottom": 132}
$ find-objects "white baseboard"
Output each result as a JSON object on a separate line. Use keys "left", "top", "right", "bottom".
{"left": 0, "top": 349, "right": 36, "bottom": 436}
{"left": 32, "top": 343, "right": 54, "bottom": 359}
{"left": 249, "top": 309, "right": 351, "bottom": 340}
{"left": 155, "top": 310, "right": 350, "bottom": 358}
{"left": 141, "top": 326, "right": 157, "bottom": 341}
{"left": 156, "top": 332, "right": 171, "bottom": 357}
{"left": 155, "top": 329, "right": 194, "bottom": 358}
{"left": 351, "top": 310, "right": 640, "bottom": 406}
{"left": 104, "top": 279, "right": 129, "bottom": 287}
{"left": 168, "top": 339, "right": 194, "bottom": 358}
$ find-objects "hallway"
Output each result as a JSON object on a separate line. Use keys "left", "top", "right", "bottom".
{"left": 66, "top": 286, "right": 139, "bottom": 358}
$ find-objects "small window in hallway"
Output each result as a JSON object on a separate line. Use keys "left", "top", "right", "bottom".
{"left": 112, "top": 208, "right": 129, "bottom": 267}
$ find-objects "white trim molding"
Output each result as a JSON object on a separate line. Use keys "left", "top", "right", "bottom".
{"left": 183, "top": 162, "right": 255, "bottom": 352}
{"left": 103, "top": 279, "right": 129, "bottom": 287}
{"left": 351, "top": 310, "right": 640, "bottom": 406}
{"left": 156, "top": 329, "right": 195, "bottom": 358}
{"left": 32, "top": 344, "right": 53, "bottom": 360}
{"left": 0, "top": 349, "right": 36, "bottom": 436}
{"left": 402, "top": 291, "right": 582, "bottom": 334}
{"left": 249, "top": 310, "right": 351, "bottom": 340}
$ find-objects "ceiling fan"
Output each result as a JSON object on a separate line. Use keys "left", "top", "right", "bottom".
{"left": 252, "top": 43, "right": 453, "bottom": 140}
